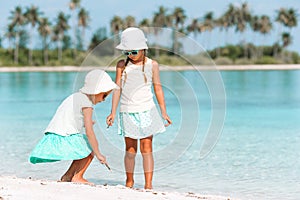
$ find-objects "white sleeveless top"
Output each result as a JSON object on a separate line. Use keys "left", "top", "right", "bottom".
{"left": 120, "top": 58, "right": 155, "bottom": 113}
{"left": 44, "top": 92, "right": 93, "bottom": 136}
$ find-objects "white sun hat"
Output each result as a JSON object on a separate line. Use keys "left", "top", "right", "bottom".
{"left": 80, "top": 69, "right": 118, "bottom": 95}
{"left": 116, "top": 27, "right": 148, "bottom": 50}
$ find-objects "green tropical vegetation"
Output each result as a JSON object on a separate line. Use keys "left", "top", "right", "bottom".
{"left": 0, "top": 1, "right": 299, "bottom": 66}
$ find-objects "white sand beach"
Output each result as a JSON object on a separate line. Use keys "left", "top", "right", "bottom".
{"left": 0, "top": 176, "right": 233, "bottom": 200}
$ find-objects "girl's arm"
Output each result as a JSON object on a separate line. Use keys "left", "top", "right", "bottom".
{"left": 106, "top": 60, "right": 124, "bottom": 126}
{"left": 83, "top": 107, "right": 106, "bottom": 163}
{"left": 152, "top": 60, "right": 172, "bottom": 126}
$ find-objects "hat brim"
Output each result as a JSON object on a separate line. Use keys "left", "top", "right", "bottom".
{"left": 115, "top": 44, "right": 148, "bottom": 50}
{"left": 80, "top": 81, "right": 119, "bottom": 95}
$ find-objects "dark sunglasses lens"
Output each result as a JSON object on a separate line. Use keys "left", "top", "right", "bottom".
{"left": 123, "top": 51, "right": 130, "bottom": 56}
{"left": 131, "top": 50, "right": 138, "bottom": 55}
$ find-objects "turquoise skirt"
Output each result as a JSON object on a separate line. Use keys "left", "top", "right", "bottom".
{"left": 119, "top": 106, "right": 166, "bottom": 139}
{"left": 29, "top": 132, "right": 92, "bottom": 164}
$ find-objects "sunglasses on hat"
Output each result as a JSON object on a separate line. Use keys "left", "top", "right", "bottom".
{"left": 122, "top": 50, "right": 139, "bottom": 56}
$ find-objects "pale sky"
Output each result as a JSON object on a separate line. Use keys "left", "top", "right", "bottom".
{"left": 1, "top": 0, "right": 299, "bottom": 53}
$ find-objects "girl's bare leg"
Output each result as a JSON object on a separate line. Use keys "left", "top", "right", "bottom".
{"left": 71, "top": 153, "right": 94, "bottom": 184}
{"left": 124, "top": 137, "right": 137, "bottom": 188}
{"left": 140, "top": 136, "right": 153, "bottom": 189}
{"left": 61, "top": 161, "right": 78, "bottom": 182}
{"left": 61, "top": 152, "right": 95, "bottom": 182}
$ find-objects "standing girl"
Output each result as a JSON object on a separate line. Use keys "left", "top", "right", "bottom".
{"left": 29, "top": 69, "right": 117, "bottom": 184}
{"left": 106, "top": 27, "right": 172, "bottom": 189}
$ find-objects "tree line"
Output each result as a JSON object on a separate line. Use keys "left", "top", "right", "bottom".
{"left": 1, "top": 0, "right": 299, "bottom": 66}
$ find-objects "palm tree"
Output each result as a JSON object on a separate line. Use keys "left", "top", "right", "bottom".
{"left": 69, "top": 0, "right": 81, "bottom": 56}
{"left": 258, "top": 15, "right": 272, "bottom": 58}
{"left": 9, "top": 6, "right": 25, "bottom": 64}
{"left": 139, "top": 18, "right": 152, "bottom": 36}
{"left": 124, "top": 16, "right": 136, "bottom": 29}
{"left": 276, "top": 8, "right": 288, "bottom": 34}
{"left": 249, "top": 15, "right": 261, "bottom": 58}
{"left": 275, "top": 8, "right": 297, "bottom": 57}
{"left": 139, "top": 18, "right": 152, "bottom": 44}
{"left": 172, "top": 7, "right": 186, "bottom": 29}
{"left": 152, "top": 6, "right": 170, "bottom": 57}
{"left": 110, "top": 15, "right": 123, "bottom": 55}
{"left": 110, "top": 15, "right": 123, "bottom": 34}
{"left": 285, "top": 9, "right": 298, "bottom": 60}
{"left": 235, "top": 3, "right": 251, "bottom": 58}
{"left": 24, "top": 5, "right": 43, "bottom": 65}
{"left": 5, "top": 24, "right": 15, "bottom": 58}
{"left": 38, "top": 18, "right": 51, "bottom": 65}
{"left": 153, "top": 6, "right": 170, "bottom": 29}
{"left": 199, "top": 12, "right": 214, "bottom": 50}
{"left": 51, "top": 26, "right": 59, "bottom": 55}
{"left": 281, "top": 32, "right": 292, "bottom": 49}
{"left": 275, "top": 8, "right": 289, "bottom": 57}
{"left": 236, "top": 3, "right": 251, "bottom": 32}
{"left": 54, "top": 12, "right": 70, "bottom": 61}
{"left": 222, "top": 3, "right": 237, "bottom": 44}
{"left": 286, "top": 8, "right": 298, "bottom": 35}
{"left": 69, "top": 0, "right": 81, "bottom": 10}
{"left": 170, "top": 7, "right": 186, "bottom": 54}
{"left": 78, "top": 8, "right": 90, "bottom": 50}
{"left": 250, "top": 16, "right": 260, "bottom": 33}
{"left": 259, "top": 15, "right": 272, "bottom": 34}
{"left": 187, "top": 18, "right": 200, "bottom": 39}
{"left": 88, "top": 27, "right": 108, "bottom": 51}
{"left": 215, "top": 15, "right": 232, "bottom": 58}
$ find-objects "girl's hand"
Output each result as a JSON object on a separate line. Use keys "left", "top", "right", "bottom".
{"left": 106, "top": 113, "right": 115, "bottom": 127}
{"left": 162, "top": 114, "right": 172, "bottom": 127}
{"left": 97, "top": 154, "right": 106, "bottom": 164}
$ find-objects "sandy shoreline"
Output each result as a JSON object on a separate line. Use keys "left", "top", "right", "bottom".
{"left": 0, "top": 176, "right": 234, "bottom": 200}
{"left": 0, "top": 64, "right": 300, "bottom": 72}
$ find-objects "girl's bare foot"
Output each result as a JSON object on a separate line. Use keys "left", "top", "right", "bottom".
{"left": 144, "top": 184, "right": 153, "bottom": 190}
{"left": 71, "top": 175, "right": 93, "bottom": 185}
{"left": 59, "top": 174, "right": 72, "bottom": 182}
{"left": 125, "top": 180, "right": 134, "bottom": 188}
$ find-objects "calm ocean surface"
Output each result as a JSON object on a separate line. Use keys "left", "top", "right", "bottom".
{"left": 0, "top": 70, "right": 299, "bottom": 200}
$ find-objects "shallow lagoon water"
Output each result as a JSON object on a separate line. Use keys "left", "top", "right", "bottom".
{"left": 0, "top": 70, "right": 299, "bottom": 200}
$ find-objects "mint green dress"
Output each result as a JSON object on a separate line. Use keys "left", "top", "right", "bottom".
{"left": 29, "top": 92, "right": 93, "bottom": 164}
{"left": 29, "top": 132, "right": 92, "bottom": 164}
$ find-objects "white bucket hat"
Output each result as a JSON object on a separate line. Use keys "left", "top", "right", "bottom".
{"left": 80, "top": 69, "right": 118, "bottom": 95}
{"left": 116, "top": 27, "right": 148, "bottom": 50}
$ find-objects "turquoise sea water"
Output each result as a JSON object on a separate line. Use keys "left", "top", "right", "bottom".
{"left": 0, "top": 70, "right": 299, "bottom": 200}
